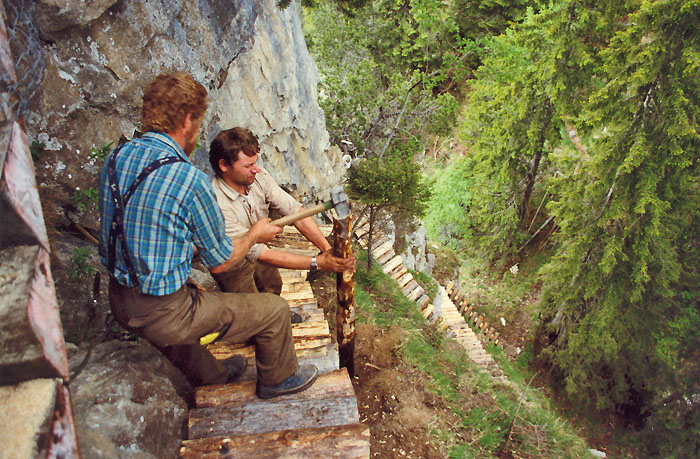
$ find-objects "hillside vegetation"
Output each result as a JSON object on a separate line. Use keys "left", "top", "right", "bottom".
{"left": 303, "top": 1, "right": 700, "bottom": 456}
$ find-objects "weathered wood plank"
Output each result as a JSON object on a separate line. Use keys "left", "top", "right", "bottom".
{"left": 195, "top": 368, "right": 353, "bottom": 408}
{"left": 188, "top": 396, "right": 360, "bottom": 439}
{"left": 208, "top": 335, "right": 332, "bottom": 361}
{"left": 180, "top": 423, "right": 369, "bottom": 459}
{"left": 395, "top": 271, "right": 413, "bottom": 288}
{"left": 290, "top": 307, "right": 324, "bottom": 323}
{"left": 381, "top": 255, "right": 403, "bottom": 275}
{"left": 370, "top": 239, "right": 393, "bottom": 260}
{"left": 401, "top": 279, "right": 419, "bottom": 296}
{"left": 281, "top": 290, "right": 318, "bottom": 302}
{"left": 286, "top": 298, "right": 318, "bottom": 308}
{"left": 229, "top": 345, "right": 339, "bottom": 383}
{"left": 406, "top": 286, "right": 424, "bottom": 302}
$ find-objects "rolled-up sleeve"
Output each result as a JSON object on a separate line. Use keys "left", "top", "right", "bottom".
{"left": 188, "top": 177, "right": 233, "bottom": 268}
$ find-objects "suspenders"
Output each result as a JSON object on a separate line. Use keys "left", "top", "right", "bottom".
{"left": 107, "top": 146, "right": 183, "bottom": 286}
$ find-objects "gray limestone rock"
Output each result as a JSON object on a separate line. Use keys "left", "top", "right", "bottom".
{"left": 68, "top": 340, "right": 190, "bottom": 459}
{"left": 22, "top": 0, "right": 344, "bottom": 232}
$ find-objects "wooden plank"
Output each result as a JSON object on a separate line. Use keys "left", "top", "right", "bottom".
{"left": 195, "top": 368, "right": 353, "bottom": 408}
{"left": 180, "top": 423, "right": 369, "bottom": 459}
{"left": 406, "top": 286, "right": 424, "bottom": 302}
{"left": 188, "top": 396, "right": 360, "bottom": 439}
{"left": 286, "top": 298, "right": 318, "bottom": 308}
{"left": 370, "top": 239, "right": 393, "bottom": 260}
{"left": 212, "top": 342, "right": 339, "bottom": 383}
{"left": 401, "top": 279, "right": 419, "bottom": 296}
{"left": 290, "top": 308, "right": 324, "bottom": 323}
{"left": 381, "top": 255, "right": 403, "bottom": 275}
{"left": 375, "top": 249, "right": 396, "bottom": 266}
{"left": 389, "top": 263, "right": 409, "bottom": 280}
{"left": 207, "top": 330, "right": 332, "bottom": 360}
{"left": 422, "top": 304, "right": 434, "bottom": 319}
{"left": 281, "top": 282, "right": 314, "bottom": 294}
{"left": 281, "top": 290, "right": 317, "bottom": 302}
{"left": 417, "top": 294, "right": 431, "bottom": 310}
{"left": 395, "top": 271, "right": 413, "bottom": 288}
{"left": 369, "top": 236, "right": 390, "bottom": 252}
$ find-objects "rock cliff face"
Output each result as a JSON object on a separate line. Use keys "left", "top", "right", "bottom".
{"left": 3, "top": 1, "right": 344, "bottom": 455}
{"left": 24, "top": 0, "right": 343, "bottom": 225}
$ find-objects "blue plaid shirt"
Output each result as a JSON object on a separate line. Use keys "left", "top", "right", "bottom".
{"left": 98, "top": 132, "right": 233, "bottom": 295}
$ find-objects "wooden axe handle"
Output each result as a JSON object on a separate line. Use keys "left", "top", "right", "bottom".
{"left": 271, "top": 200, "right": 333, "bottom": 227}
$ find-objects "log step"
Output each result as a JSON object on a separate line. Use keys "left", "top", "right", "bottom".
{"left": 187, "top": 395, "right": 360, "bottom": 439}
{"left": 180, "top": 423, "right": 370, "bottom": 458}
{"left": 381, "top": 255, "right": 403, "bottom": 275}
{"left": 195, "top": 368, "right": 353, "bottom": 408}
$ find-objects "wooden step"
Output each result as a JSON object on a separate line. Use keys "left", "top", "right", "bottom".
{"left": 195, "top": 368, "right": 353, "bottom": 408}
{"left": 281, "top": 282, "right": 314, "bottom": 294}
{"left": 286, "top": 298, "right": 318, "bottom": 308}
{"left": 371, "top": 239, "right": 393, "bottom": 260}
{"left": 207, "top": 321, "right": 331, "bottom": 360}
{"left": 209, "top": 342, "right": 340, "bottom": 382}
{"left": 187, "top": 395, "right": 360, "bottom": 439}
{"left": 180, "top": 424, "right": 369, "bottom": 458}
{"left": 376, "top": 249, "right": 396, "bottom": 266}
{"left": 406, "top": 286, "right": 424, "bottom": 302}
{"left": 395, "top": 271, "right": 413, "bottom": 288}
{"left": 290, "top": 307, "right": 324, "bottom": 323}
{"left": 381, "top": 255, "right": 403, "bottom": 275}
{"left": 281, "top": 290, "right": 317, "bottom": 302}
{"left": 417, "top": 294, "right": 431, "bottom": 310}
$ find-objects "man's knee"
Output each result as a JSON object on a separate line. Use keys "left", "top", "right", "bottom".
{"left": 258, "top": 293, "right": 291, "bottom": 322}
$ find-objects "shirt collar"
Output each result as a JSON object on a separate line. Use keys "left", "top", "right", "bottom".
{"left": 213, "top": 175, "right": 248, "bottom": 202}
{"left": 142, "top": 132, "right": 191, "bottom": 162}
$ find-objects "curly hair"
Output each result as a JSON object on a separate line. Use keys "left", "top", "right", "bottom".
{"left": 209, "top": 127, "right": 260, "bottom": 177}
{"left": 141, "top": 72, "right": 208, "bottom": 133}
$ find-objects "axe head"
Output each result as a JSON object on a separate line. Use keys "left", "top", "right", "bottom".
{"left": 331, "top": 187, "right": 350, "bottom": 220}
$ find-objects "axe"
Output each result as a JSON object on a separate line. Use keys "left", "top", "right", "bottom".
{"left": 271, "top": 187, "right": 350, "bottom": 227}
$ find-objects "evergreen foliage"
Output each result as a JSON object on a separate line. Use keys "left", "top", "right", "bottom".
{"left": 460, "top": 1, "right": 636, "bottom": 258}
{"left": 539, "top": 0, "right": 700, "bottom": 454}
{"left": 346, "top": 153, "right": 432, "bottom": 268}
{"left": 304, "top": 0, "right": 459, "bottom": 268}
{"left": 307, "top": 0, "right": 700, "bottom": 453}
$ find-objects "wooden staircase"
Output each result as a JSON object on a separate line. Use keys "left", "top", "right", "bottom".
{"left": 353, "top": 211, "right": 507, "bottom": 382}
{"left": 179, "top": 226, "right": 369, "bottom": 458}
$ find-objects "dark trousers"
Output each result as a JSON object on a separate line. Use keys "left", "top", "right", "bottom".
{"left": 108, "top": 278, "right": 297, "bottom": 386}
{"left": 212, "top": 261, "right": 283, "bottom": 295}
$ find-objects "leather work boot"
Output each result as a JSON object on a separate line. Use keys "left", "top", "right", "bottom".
{"left": 256, "top": 364, "right": 319, "bottom": 399}
{"left": 291, "top": 311, "right": 303, "bottom": 324}
{"left": 222, "top": 355, "right": 248, "bottom": 383}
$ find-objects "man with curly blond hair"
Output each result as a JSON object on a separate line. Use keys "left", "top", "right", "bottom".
{"left": 98, "top": 72, "right": 318, "bottom": 399}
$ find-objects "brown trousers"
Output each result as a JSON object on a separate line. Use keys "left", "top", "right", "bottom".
{"left": 212, "top": 261, "right": 283, "bottom": 295}
{"left": 108, "top": 278, "right": 297, "bottom": 386}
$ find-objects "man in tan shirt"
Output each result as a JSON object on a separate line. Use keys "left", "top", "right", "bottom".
{"left": 209, "top": 127, "right": 354, "bottom": 298}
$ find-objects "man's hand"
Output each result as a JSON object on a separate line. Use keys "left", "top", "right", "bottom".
{"left": 317, "top": 249, "right": 355, "bottom": 273}
{"left": 210, "top": 218, "right": 281, "bottom": 274}
{"left": 249, "top": 217, "right": 283, "bottom": 244}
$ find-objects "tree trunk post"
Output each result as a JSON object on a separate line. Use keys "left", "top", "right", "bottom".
{"left": 333, "top": 214, "right": 356, "bottom": 377}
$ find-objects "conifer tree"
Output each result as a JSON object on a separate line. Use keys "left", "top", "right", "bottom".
{"left": 459, "top": 0, "right": 634, "bottom": 257}
{"left": 539, "top": 1, "right": 700, "bottom": 453}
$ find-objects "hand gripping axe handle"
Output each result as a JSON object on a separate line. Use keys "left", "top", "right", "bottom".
{"left": 271, "top": 187, "right": 350, "bottom": 227}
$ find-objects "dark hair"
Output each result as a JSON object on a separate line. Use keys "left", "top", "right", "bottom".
{"left": 209, "top": 127, "right": 260, "bottom": 177}
{"left": 141, "top": 72, "right": 208, "bottom": 133}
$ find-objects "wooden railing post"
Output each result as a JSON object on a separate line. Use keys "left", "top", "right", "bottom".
{"left": 333, "top": 215, "right": 356, "bottom": 377}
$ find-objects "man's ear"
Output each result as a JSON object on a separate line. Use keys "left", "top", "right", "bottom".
{"left": 218, "top": 158, "right": 230, "bottom": 173}
{"left": 183, "top": 112, "right": 194, "bottom": 131}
